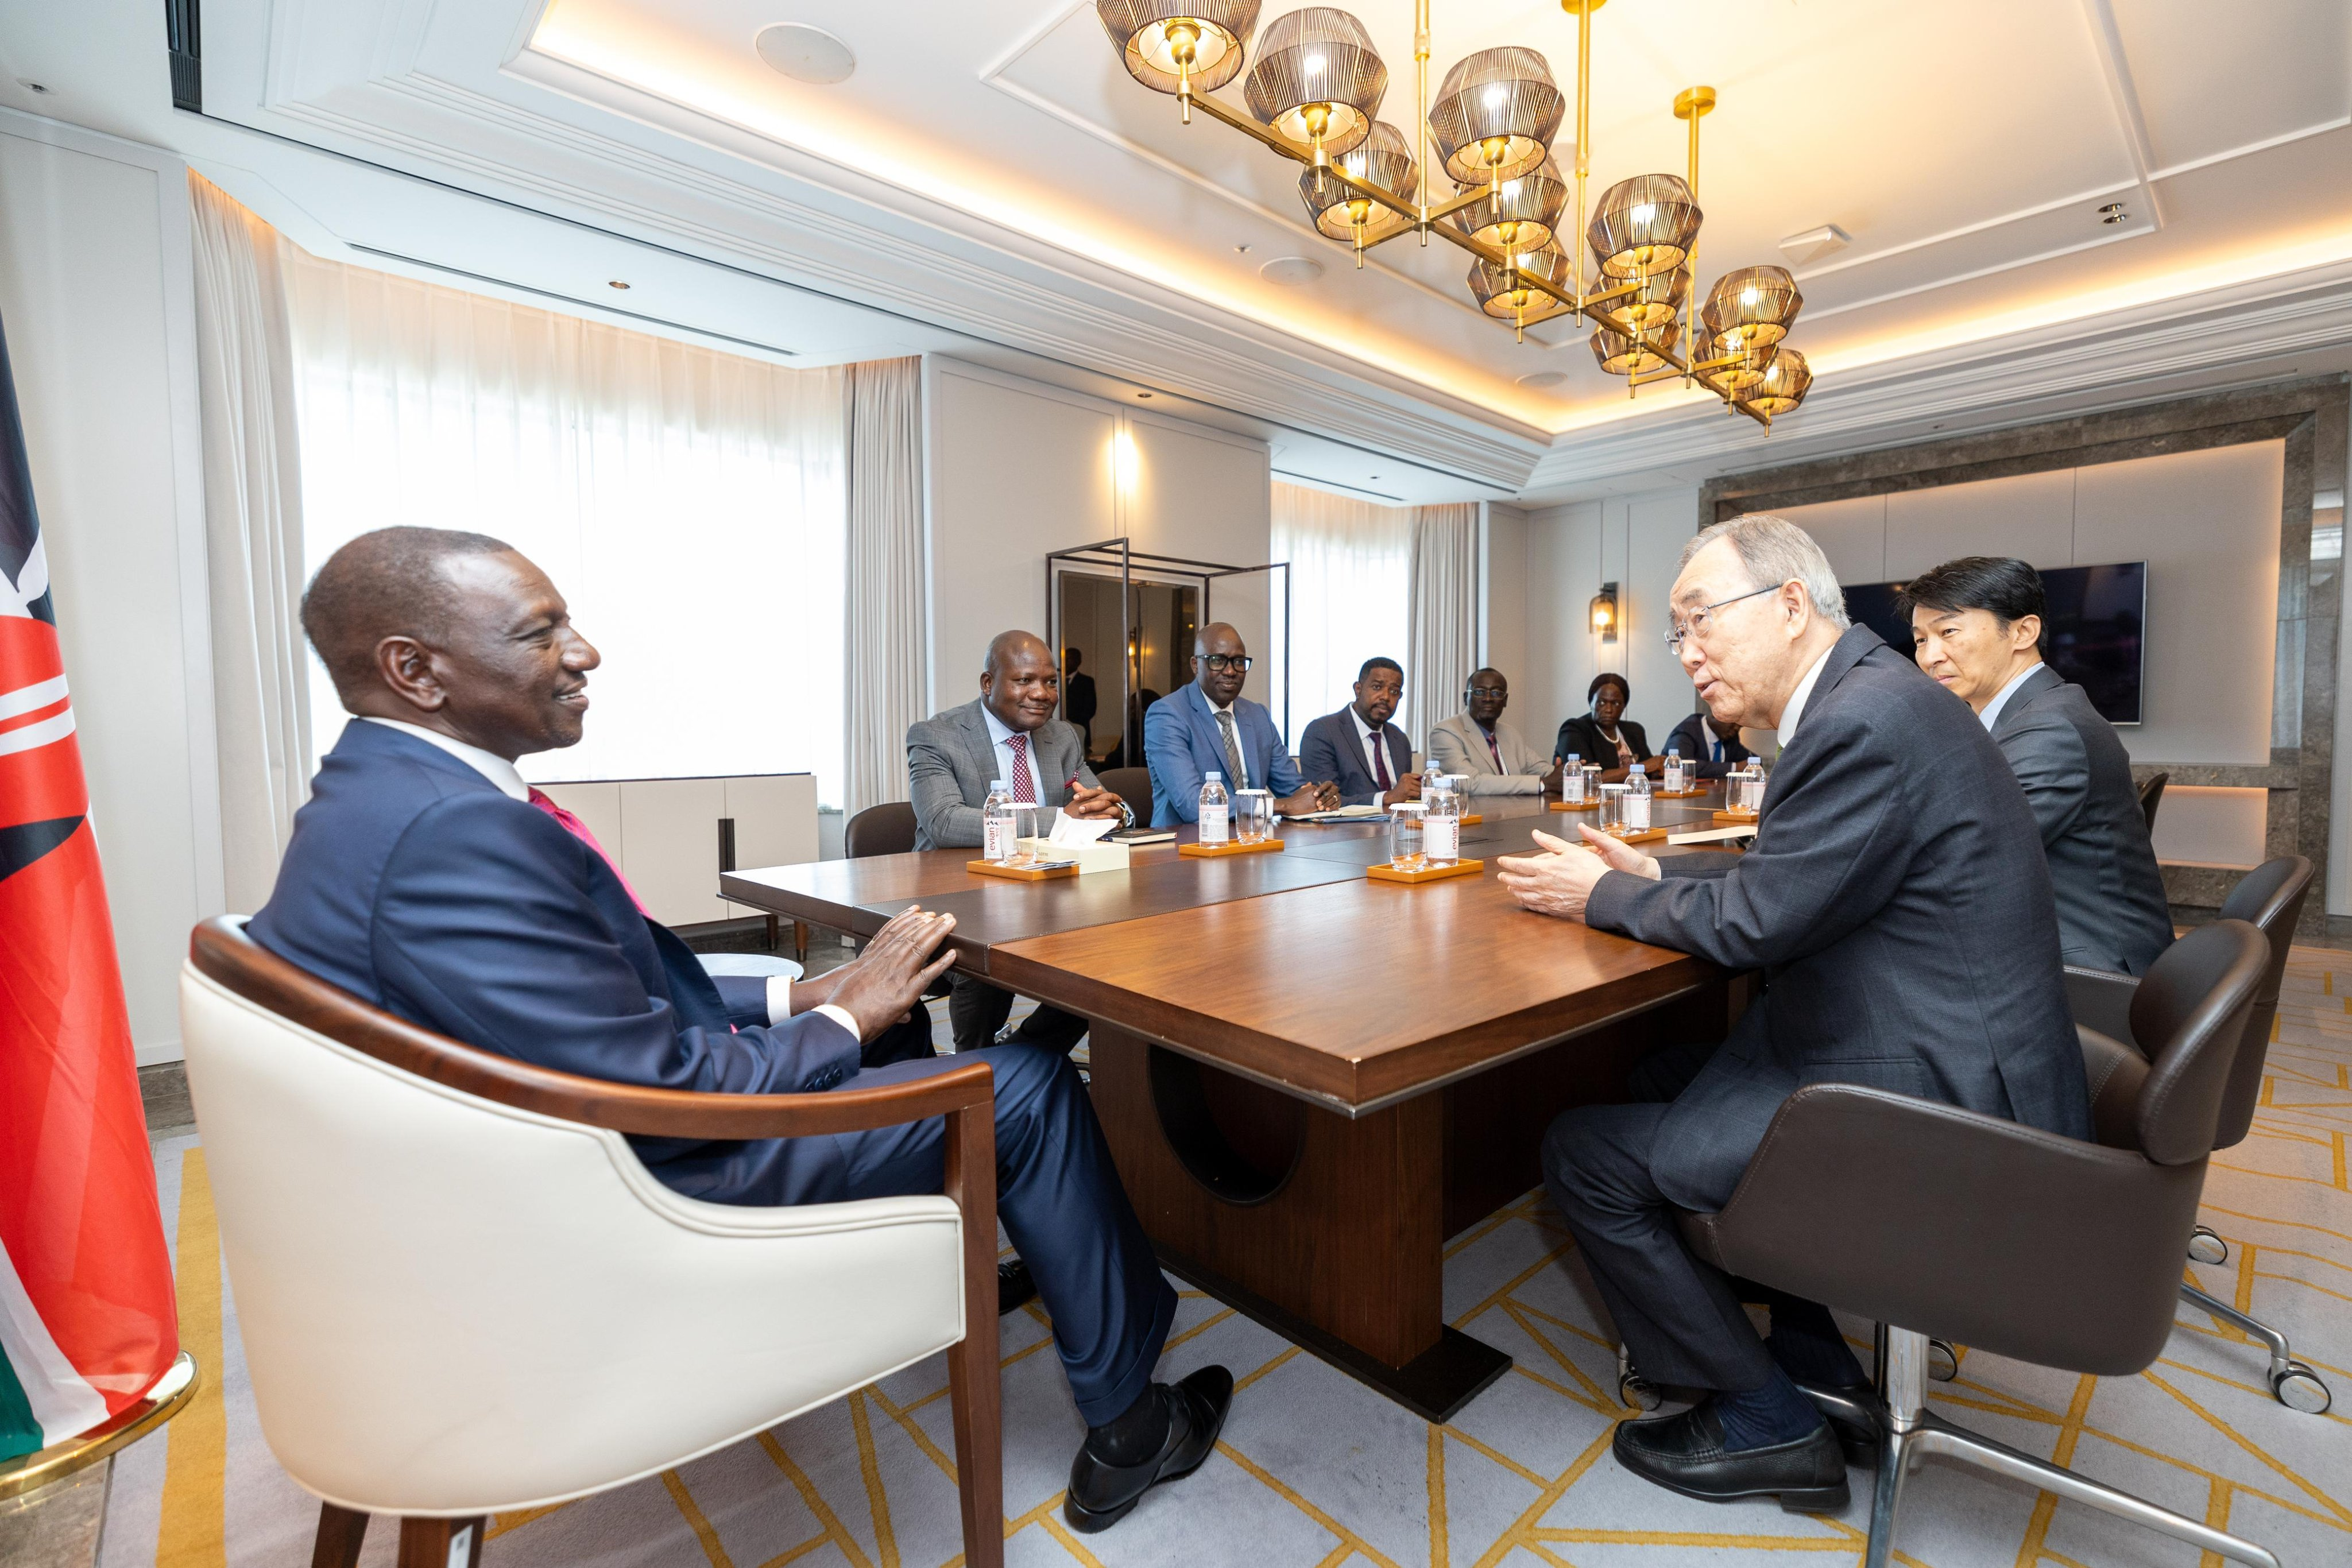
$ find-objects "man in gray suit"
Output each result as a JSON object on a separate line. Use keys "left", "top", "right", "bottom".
{"left": 1498, "top": 516, "right": 2089, "bottom": 1513}
{"left": 1426, "top": 668, "right": 1561, "bottom": 796}
{"left": 1904, "top": 555, "right": 2173, "bottom": 975}
{"left": 908, "top": 630, "right": 1131, "bottom": 1054}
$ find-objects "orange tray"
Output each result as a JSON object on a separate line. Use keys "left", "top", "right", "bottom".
{"left": 967, "top": 859, "right": 1080, "bottom": 881}
{"left": 1549, "top": 799, "right": 1601, "bottom": 812}
{"left": 1568, "top": 827, "right": 1669, "bottom": 848}
{"left": 1179, "top": 838, "right": 1286, "bottom": 858}
{"left": 1365, "top": 857, "right": 1484, "bottom": 884}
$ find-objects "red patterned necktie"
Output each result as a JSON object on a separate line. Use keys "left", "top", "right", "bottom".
{"left": 1007, "top": 731, "right": 1039, "bottom": 805}
{"left": 1371, "top": 729, "right": 1392, "bottom": 790}
{"left": 528, "top": 787, "right": 649, "bottom": 915}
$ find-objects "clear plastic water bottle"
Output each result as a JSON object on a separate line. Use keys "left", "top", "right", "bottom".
{"left": 1561, "top": 752, "right": 1584, "bottom": 804}
{"left": 1425, "top": 774, "right": 1461, "bottom": 866}
{"left": 1735, "top": 760, "right": 1764, "bottom": 814}
{"left": 983, "top": 779, "right": 1017, "bottom": 862}
{"left": 1198, "top": 770, "right": 1231, "bottom": 844}
{"left": 1626, "top": 768, "right": 1652, "bottom": 831}
{"left": 1423, "top": 755, "right": 1444, "bottom": 801}
{"left": 1663, "top": 748, "right": 1684, "bottom": 792}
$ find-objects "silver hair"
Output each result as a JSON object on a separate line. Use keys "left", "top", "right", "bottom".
{"left": 1678, "top": 514, "right": 1850, "bottom": 629}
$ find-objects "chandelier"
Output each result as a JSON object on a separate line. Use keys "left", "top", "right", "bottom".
{"left": 1094, "top": 0, "right": 1812, "bottom": 424}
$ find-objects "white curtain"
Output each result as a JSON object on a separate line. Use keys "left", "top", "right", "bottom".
{"left": 189, "top": 174, "right": 310, "bottom": 913}
{"left": 1407, "top": 502, "right": 1479, "bottom": 748}
{"left": 280, "top": 251, "right": 849, "bottom": 798}
{"left": 843, "top": 358, "right": 924, "bottom": 816}
{"left": 1271, "top": 482, "right": 1411, "bottom": 750}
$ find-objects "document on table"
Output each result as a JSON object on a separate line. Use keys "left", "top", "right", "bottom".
{"left": 1287, "top": 804, "right": 1388, "bottom": 822}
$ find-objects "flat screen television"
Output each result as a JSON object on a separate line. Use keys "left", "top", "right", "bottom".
{"left": 1842, "top": 561, "right": 2148, "bottom": 725}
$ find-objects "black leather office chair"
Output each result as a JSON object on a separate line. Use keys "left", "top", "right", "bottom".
{"left": 1678, "top": 921, "right": 2276, "bottom": 1568}
{"left": 2137, "top": 771, "right": 2168, "bottom": 833}
{"left": 844, "top": 801, "right": 918, "bottom": 859}
{"left": 2065, "top": 854, "right": 2325, "bottom": 1411}
{"left": 1094, "top": 767, "right": 1154, "bottom": 823}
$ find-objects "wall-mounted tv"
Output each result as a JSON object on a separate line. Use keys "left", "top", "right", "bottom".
{"left": 1843, "top": 561, "right": 2148, "bottom": 725}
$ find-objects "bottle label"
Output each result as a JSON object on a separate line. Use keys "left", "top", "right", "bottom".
{"left": 984, "top": 814, "right": 1012, "bottom": 861}
{"left": 1626, "top": 793, "right": 1651, "bottom": 830}
{"left": 1426, "top": 815, "right": 1458, "bottom": 862}
{"left": 1200, "top": 804, "right": 1230, "bottom": 843}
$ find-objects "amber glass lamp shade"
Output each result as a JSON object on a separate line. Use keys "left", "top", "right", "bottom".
{"left": 1701, "top": 264, "right": 1803, "bottom": 353}
{"left": 1244, "top": 7, "right": 1386, "bottom": 160}
{"left": 1587, "top": 173, "right": 1701, "bottom": 279}
{"left": 1301, "top": 121, "right": 1417, "bottom": 242}
{"left": 1428, "top": 47, "right": 1564, "bottom": 185}
{"left": 1604, "top": 266, "right": 1689, "bottom": 333}
{"left": 1693, "top": 327, "right": 1776, "bottom": 390}
{"left": 1590, "top": 318, "right": 1680, "bottom": 375}
{"left": 1096, "top": 1, "right": 1263, "bottom": 94}
{"left": 1467, "top": 244, "right": 1572, "bottom": 322}
{"left": 1739, "top": 346, "right": 1811, "bottom": 414}
{"left": 1447, "top": 153, "right": 1568, "bottom": 252}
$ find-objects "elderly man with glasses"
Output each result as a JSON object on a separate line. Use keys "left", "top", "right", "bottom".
{"left": 1143, "top": 622, "right": 1337, "bottom": 828}
{"left": 1495, "top": 515, "right": 2089, "bottom": 1515}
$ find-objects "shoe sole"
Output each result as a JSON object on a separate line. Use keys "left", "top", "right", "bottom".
{"left": 1617, "top": 1450, "right": 1850, "bottom": 1515}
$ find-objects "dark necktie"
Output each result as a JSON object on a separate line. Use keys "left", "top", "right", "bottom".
{"left": 1007, "top": 731, "right": 1039, "bottom": 804}
{"left": 1215, "top": 710, "right": 1248, "bottom": 788}
{"left": 1371, "top": 728, "right": 1391, "bottom": 791}
{"left": 1711, "top": 737, "right": 1724, "bottom": 764}
{"left": 1484, "top": 727, "right": 1502, "bottom": 769}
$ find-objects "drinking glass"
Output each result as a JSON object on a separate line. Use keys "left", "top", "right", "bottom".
{"left": 1598, "top": 783, "right": 1627, "bottom": 833}
{"left": 1389, "top": 803, "right": 1426, "bottom": 870}
{"left": 1234, "top": 788, "right": 1273, "bottom": 843}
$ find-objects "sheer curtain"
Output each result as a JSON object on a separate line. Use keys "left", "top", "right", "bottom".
{"left": 1271, "top": 482, "right": 1411, "bottom": 749}
{"left": 1407, "top": 502, "right": 1479, "bottom": 749}
{"left": 843, "top": 357, "right": 925, "bottom": 816}
{"left": 189, "top": 175, "right": 310, "bottom": 912}
{"left": 280, "top": 251, "right": 848, "bottom": 798}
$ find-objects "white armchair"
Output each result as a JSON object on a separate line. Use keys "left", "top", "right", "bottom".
{"left": 178, "top": 918, "right": 1003, "bottom": 1568}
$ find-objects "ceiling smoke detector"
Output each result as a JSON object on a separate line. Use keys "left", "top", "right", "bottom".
{"left": 1259, "top": 256, "right": 1325, "bottom": 286}
{"left": 1778, "top": 224, "right": 1850, "bottom": 268}
{"left": 756, "top": 24, "right": 856, "bottom": 84}
{"left": 1516, "top": 370, "right": 1569, "bottom": 389}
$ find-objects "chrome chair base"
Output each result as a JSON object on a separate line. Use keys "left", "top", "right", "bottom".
{"left": 1864, "top": 1326, "right": 2279, "bottom": 1568}
{"left": 2181, "top": 1282, "right": 2333, "bottom": 1413}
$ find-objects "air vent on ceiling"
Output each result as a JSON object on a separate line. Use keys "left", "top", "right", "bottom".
{"left": 165, "top": 0, "right": 202, "bottom": 113}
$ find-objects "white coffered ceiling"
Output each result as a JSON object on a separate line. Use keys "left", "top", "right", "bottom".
{"left": 5, "top": 0, "right": 2351, "bottom": 501}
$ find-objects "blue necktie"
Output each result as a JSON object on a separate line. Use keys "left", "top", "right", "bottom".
{"left": 1711, "top": 738, "right": 1724, "bottom": 764}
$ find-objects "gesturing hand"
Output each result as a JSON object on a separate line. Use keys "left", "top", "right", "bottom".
{"left": 827, "top": 907, "right": 959, "bottom": 1042}
{"left": 1495, "top": 826, "right": 1659, "bottom": 923}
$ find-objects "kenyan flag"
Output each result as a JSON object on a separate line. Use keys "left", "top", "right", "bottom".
{"left": 0, "top": 311, "right": 178, "bottom": 1459}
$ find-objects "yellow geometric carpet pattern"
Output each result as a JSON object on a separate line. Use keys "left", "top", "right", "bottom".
{"left": 105, "top": 954, "right": 2348, "bottom": 1567}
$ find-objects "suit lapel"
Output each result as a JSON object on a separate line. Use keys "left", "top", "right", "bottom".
{"left": 1995, "top": 665, "right": 2066, "bottom": 735}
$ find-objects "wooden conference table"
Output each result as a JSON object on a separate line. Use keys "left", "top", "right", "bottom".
{"left": 722, "top": 787, "right": 1745, "bottom": 1420}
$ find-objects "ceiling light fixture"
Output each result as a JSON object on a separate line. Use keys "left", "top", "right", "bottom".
{"left": 608, "top": 280, "right": 632, "bottom": 290}
{"left": 1093, "top": 0, "right": 1811, "bottom": 423}
{"left": 755, "top": 23, "right": 857, "bottom": 85}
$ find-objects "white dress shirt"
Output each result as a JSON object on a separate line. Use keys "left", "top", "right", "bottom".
{"left": 355, "top": 716, "right": 843, "bottom": 1036}
{"left": 1349, "top": 705, "right": 1395, "bottom": 791}
{"left": 1977, "top": 661, "right": 2043, "bottom": 731}
{"left": 1774, "top": 644, "right": 1839, "bottom": 745}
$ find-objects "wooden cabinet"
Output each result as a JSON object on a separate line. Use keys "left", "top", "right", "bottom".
{"left": 533, "top": 773, "right": 819, "bottom": 929}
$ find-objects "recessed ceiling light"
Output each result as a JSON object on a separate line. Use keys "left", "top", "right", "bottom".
{"left": 608, "top": 280, "right": 631, "bottom": 290}
{"left": 1138, "top": 391, "right": 1154, "bottom": 398}
{"left": 755, "top": 23, "right": 856, "bottom": 85}
{"left": 1234, "top": 243, "right": 1252, "bottom": 254}
{"left": 1260, "top": 256, "right": 1324, "bottom": 287}
{"left": 1516, "top": 370, "right": 1569, "bottom": 389}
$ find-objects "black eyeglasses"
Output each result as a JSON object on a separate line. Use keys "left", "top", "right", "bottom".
{"left": 1200, "top": 654, "right": 1254, "bottom": 672}
{"left": 1465, "top": 686, "right": 1507, "bottom": 699}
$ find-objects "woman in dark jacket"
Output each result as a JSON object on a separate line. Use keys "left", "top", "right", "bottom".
{"left": 1552, "top": 672, "right": 1658, "bottom": 783}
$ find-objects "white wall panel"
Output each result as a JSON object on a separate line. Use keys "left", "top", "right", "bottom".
{"left": 1772, "top": 495, "right": 1887, "bottom": 584}
{"left": 1885, "top": 468, "right": 2077, "bottom": 577}
{"left": 619, "top": 776, "right": 728, "bottom": 927}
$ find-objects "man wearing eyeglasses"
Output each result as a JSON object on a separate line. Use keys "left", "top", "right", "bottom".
{"left": 1428, "top": 668, "right": 1564, "bottom": 797}
{"left": 1143, "top": 622, "right": 1338, "bottom": 828}
{"left": 1496, "top": 515, "right": 2087, "bottom": 1515}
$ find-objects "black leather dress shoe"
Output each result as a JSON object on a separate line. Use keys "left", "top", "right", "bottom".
{"left": 998, "top": 1259, "right": 1038, "bottom": 1316}
{"left": 1795, "top": 1379, "right": 1884, "bottom": 1467}
{"left": 1612, "top": 1398, "right": 1848, "bottom": 1513}
{"left": 1063, "top": 1366, "right": 1234, "bottom": 1534}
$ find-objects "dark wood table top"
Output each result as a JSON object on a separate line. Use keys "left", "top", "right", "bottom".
{"left": 722, "top": 787, "right": 1737, "bottom": 1114}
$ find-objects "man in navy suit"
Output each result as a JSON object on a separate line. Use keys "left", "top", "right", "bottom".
{"left": 1661, "top": 710, "right": 1757, "bottom": 780}
{"left": 1143, "top": 621, "right": 1337, "bottom": 827}
{"left": 1297, "top": 656, "right": 1419, "bottom": 809}
{"left": 251, "top": 527, "right": 1230, "bottom": 1534}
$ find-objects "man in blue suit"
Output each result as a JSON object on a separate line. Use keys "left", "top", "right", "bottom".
{"left": 1143, "top": 621, "right": 1337, "bottom": 827}
{"left": 251, "top": 527, "right": 1229, "bottom": 1534}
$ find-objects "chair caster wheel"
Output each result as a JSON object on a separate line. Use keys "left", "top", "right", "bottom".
{"left": 1927, "top": 1339, "right": 1959, "bottom": 1381}
{"left": 2273, "top": 1362, "right": 2332, "bottom": 1415}
{"left": 2187, "top": 1225, "right": 2229, "bottom": 1267}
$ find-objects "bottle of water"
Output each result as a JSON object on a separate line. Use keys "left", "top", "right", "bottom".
{"left": 1425, "top": 774, "right": 1461, "bottom": 866}
{"left": 1625, "top": 768, "right": 1652, "bottom": 831}
{"left": 983, "top": 779, "right": 1017, "bottom": 862}
{"left": 1561, "top": 751, "right": 1584, "bottom": 804}
{"left": 1198, "top": 770, "right": 1231, "bottom": 844}
{"left": 1423, "top": 756, "right": 1444, "bottom": 801}
{"left": 1663, "top": 747, "right": 1684, "bottom": 792}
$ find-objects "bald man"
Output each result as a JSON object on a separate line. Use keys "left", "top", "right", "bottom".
{"left": 1143, "top": 622, "right": 1336, "bottom": 828}
{"left": 254, "top": 531, "right": 1229, "bottom": 1531}
{"left": 907, "top": 630, "right": 1129, "bottom": 1054}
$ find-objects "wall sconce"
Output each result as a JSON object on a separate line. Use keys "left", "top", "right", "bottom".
{"left": 1590, "top": 581, "right": 1619, "bottom": 643}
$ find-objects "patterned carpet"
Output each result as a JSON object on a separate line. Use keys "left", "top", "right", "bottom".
{"left": 102, "top": 956, "right": 2349, "bottom": 1567}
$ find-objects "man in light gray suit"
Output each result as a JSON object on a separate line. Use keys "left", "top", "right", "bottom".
{"left": 1497, "top": 517, "right": 2089, "bottom": 1513}
{"left": 1904, "top": 555, "right": 2173, "bottom": 975}
{"left": 908, "top": 629, "right": 1131, "bottom": 1054}
{"left": 1426, "top": 668, "right": 1561, "bottom": 796}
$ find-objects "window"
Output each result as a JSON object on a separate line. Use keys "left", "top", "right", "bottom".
{"left": 282, "top": 251, "right": 848, "bottom": 798}
{"left": 1272, "top": 481, "right": 1411, "bottom": 748}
